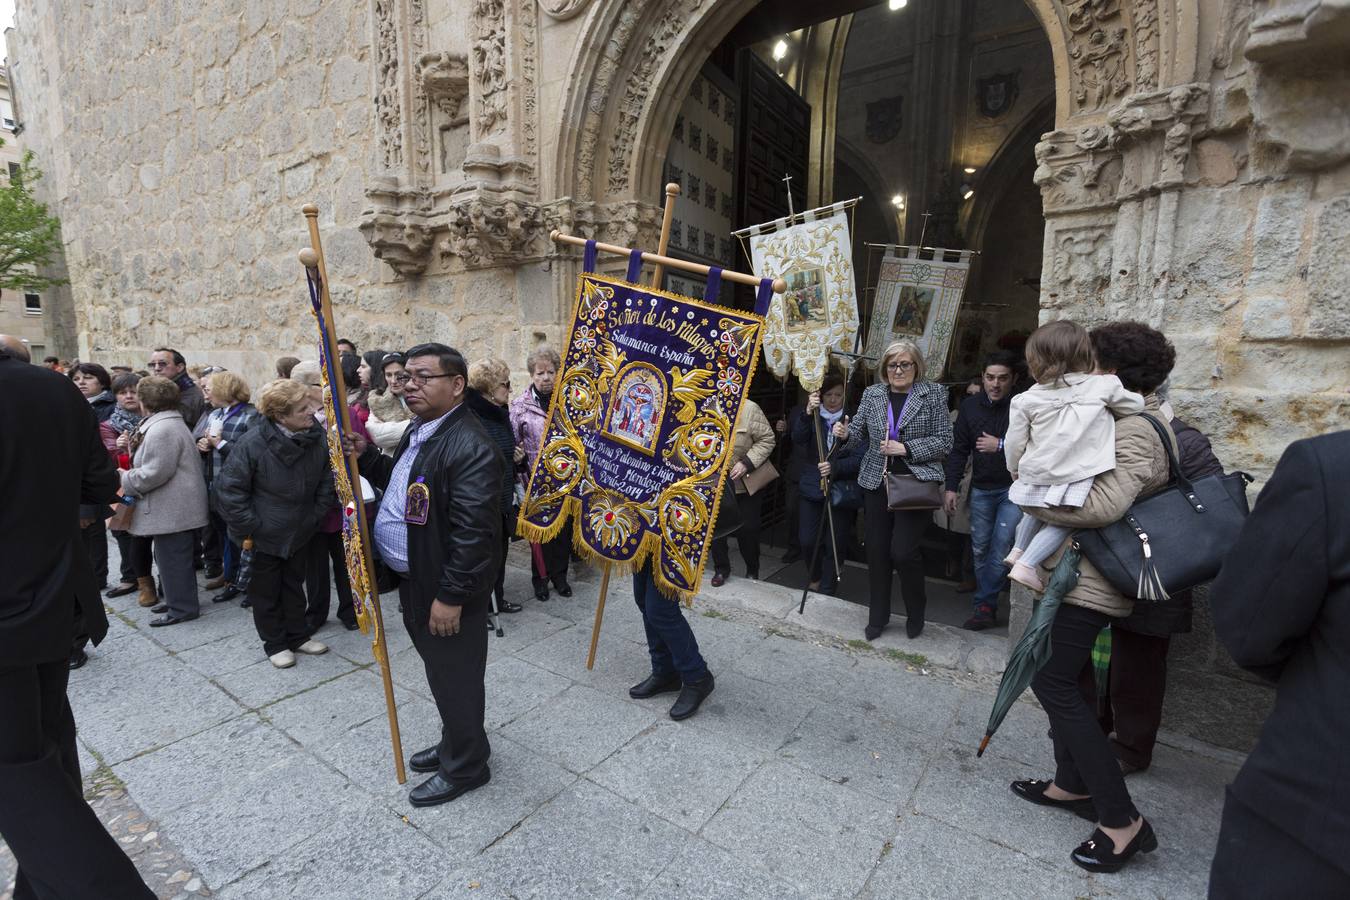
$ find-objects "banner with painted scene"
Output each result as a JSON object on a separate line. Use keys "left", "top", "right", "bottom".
{"left": 862, "top": 246, "right": 973, "bottom": 380}
{"left": 744, "top": 201, "right": 859, "bottom": 391}
{"left": 517, "top": 269, "right": 767, "bottom": 603}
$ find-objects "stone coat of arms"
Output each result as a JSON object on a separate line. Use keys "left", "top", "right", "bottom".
{"left": 976, "top": 71, "right": 1019, "bottom": 119}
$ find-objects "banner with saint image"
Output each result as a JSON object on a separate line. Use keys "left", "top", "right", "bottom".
{"left": 745, "top": 202, "right": 859, "bottom": 391}
{"left": 862, "top": 247, "right": 972, "bottom": 380}
{"left": 517, "top": 271, "right": 766, "bottom": 602}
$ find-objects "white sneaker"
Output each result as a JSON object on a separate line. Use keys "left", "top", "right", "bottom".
{"left": 269, "top": 650, "right": 296, "bottom": 669}
{"left": 1003, "top": 548, "right": 1024, "bottom": 567}
{"left": 296, "top": 640, "right": 329, "bottom": 656}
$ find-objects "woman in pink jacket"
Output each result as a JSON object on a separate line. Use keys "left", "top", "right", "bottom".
{"left": 509, "top": 345, "right": 572, "bottom": 602}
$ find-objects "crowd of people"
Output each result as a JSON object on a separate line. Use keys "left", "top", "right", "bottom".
{"left": 0, "top": 320, "right": 1345, "bottom": 896}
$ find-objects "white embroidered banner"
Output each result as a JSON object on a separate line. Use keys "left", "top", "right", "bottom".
{"left": 746, "top": 203, "right": 859, "bottom": 391}
{"left": 863, "top": 247, "right": 972, "bottom": 380}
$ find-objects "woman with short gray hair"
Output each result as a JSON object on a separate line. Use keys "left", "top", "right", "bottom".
{"left": 510, "top": 344, "right": 571, "bottom": 601}
{"left": 833, "top": 340, "right": 952, "bottom": 641}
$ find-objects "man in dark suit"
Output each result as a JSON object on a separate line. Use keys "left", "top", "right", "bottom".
{"left": 0, "top": 344, "right": 154, "bottom": 898}
{"left": 354, "top": 343, "right": 502, "bottom": 808}
{"left": 1208, "top": 431, "right": 1350, "bottom": 897}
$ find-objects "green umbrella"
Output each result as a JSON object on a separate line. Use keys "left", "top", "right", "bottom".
{"left": 977, "top": 544, "right": 1082, "bottom": 758}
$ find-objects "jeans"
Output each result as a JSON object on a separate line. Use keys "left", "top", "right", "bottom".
{"left": 969, "top": 486, "right": 1020, "bottom": 614}
{"left": 633, "top": 567, "right": 708, "bottom": 684}
{"left": 1032, "top": 603, "right": 1138, "bottom": 828}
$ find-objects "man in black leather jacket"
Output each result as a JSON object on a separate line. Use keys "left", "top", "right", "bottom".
{"left": 356, "top": 343, "right": 502, "bottom": 808}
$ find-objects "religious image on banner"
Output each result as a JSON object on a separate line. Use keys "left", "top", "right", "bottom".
{"left": 863, "top": 247, "right": 973, "bottom": 380}
{"left": 517, "top": 271, "right": 765, "bottom": 602}
{"left": 746, "top": 203, "right": 859, "bottom": 391}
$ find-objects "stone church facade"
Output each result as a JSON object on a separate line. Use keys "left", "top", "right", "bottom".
{"left": 10, "top": 0, "right": 1348, "bottom": 485}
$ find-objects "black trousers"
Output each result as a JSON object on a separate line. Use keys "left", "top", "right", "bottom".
{"left": 401, "top": 584, "right": 491, "bottom": 783}
{"left": 80, "top": 518, "right": 108, "bottom": 589}
{"left": 1091, "top": 628, "right": 1171, "bottom": 769}
{"left": 799, "top": 496, "right": 856, "bottom": 591}
{"left": 111, "top": 530, "right": 139, "bottom": 585}
{"left": 493, "top": 512, "right": 511, "bottom": 603}
{"left": 1209, "top": 788, "right": 1349, "bottom": 898}
{"left": 531, "top": 531, "right": 571, "bottom": 591}
{"left": 783, "top": 478, "right": 802, "bottom": 557}
{"left": 305, "top": 531, "right": 356, "bottom": 631}
{"left": 862, "top": 486, "right": 929, "bottom": 630}
{"left": 125, "top": 534, "right": 154, "bottom": 578}
{"left": 712, "top": 490, "right": 763, "bottom": 576}
{"left": 0, "top": 659, "right": 153, "bottom": 899}
{"left": 1032, "top": 603, "right": 1138, "bottom": 828}
{"left": 248, "top": 550, "right": 312, "bottom": 656}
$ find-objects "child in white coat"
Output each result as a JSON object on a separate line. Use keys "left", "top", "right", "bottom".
{"left": 1003, "top": 321, "right": 1144, "bottom": 590}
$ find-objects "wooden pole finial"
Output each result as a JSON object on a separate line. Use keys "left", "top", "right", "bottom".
{"left": 298, "top": 248, "right": 320, "bottom": 269}
{"left": 302, "top": 203, "right": 319, "bottom": 217}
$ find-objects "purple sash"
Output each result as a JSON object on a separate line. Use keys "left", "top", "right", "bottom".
{"left": 886, "top": 392, "right": 911, "bottom": 442}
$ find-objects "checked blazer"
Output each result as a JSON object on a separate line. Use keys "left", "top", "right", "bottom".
{"left": 845, "top": 380, "right": 953, "bottom": 490}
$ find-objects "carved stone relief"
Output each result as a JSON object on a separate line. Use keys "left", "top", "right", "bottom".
{"left": 472, "top": 0, "right": 508, "bottom": 137}
{"left": 1062, "top": 0, "right": 1131, "bottom": 111}
{"left": 1050, "top": 226, "right": 1113, "bottom": 299}
{"left": 539, "top": 0, "right": 591, "bottom": 19}
{"left": 1133, "top": 0, "right": 1159, "bottom": 90}
{"left": 420, "top": 52, "right": 470, "bottom": 175}
{"left": 374, "top": 0, "right": 403, "bottom": 171}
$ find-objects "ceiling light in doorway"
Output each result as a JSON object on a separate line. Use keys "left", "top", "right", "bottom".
{"left": 891, "top": 194, "right": 906, "bottom": 209}
{"left": 963, "top": 166, "right": 977, "bottom": 174}
{"left": 889, "top": 0, "right": 908, "bottom": 9}
{"left": 961, "top": 187, "right": 975, "bottom": 200}
{"left": 772, "top": 39, "right": 789, "bottom": 61}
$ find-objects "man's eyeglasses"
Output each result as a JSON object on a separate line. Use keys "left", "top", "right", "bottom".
{"left": 147, "top": 360, "right": 172, "bottom": 369}
{"left": 392, "top": 372, "right": 454, "bottom": 387}
{"left": 886, "top": 361, "right": 916, "bottom": 372}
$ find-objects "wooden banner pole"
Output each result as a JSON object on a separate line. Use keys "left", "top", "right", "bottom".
{"left": 299, "top": 206, "right": 407, "bottom": 785}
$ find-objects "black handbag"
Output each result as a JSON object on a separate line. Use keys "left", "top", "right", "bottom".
{"left": 883, "top": 457, "right": 942, "bottom": 511}
{"left": 1076, "top": 414, "right": 1252, "bottom": 601}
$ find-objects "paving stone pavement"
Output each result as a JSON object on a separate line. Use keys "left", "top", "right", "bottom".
{"left": 2, "top": 543, "right": 1243, "bottom": 899}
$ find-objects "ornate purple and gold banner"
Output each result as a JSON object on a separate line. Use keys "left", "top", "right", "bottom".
{"left": 517, "top": 271, "right": 766, "bottom": 602}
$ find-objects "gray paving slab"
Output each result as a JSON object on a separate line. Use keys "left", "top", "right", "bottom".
{"left": 861, "top": 812, "right": 1094, "bottom": 900}
{"left": 514, "top": 620, "right": 658, "bottom": 696}
{"left": 832, "top": 656, "right": 965, "bottom": 740}
{"left": 724, "top": 633, "right": 859, "bottom": 701}
{"left": 67, "top": 655, "right": 245, "bottom": 765}
{"left": 82, "top": 627, "right": 165, "bottom": 669}
{"left": 481, "top": 607, "right": 575, "bottom": 657}
{"left": 679, "top": 670, "right": 819, "bottom": 751}
{"left": 426, "top": 779, "right": 686, "bottom": 900}
{"left": 637, "top": 837, "right": 807, "bottom": 900}
{"left": 589, "top": 720, "right": 769, "bottom": 831}
{"left": 483, "top": 654, "right": 574, "bottom": 731}
{"left": 701, "top": 759, "right": 900, "bottom": 898}
{"left": 113, "top": 714, "right": 297, "bottom": 819}
{"left": 139, "top": 605, "right": 255, "bottom": 652}
{"left": 952, "top": 687, "right": 1055, "bottom": 767}
{"left": 264, "top": 668, "right": 396, "bottom": 749}
{"left": 213, "top": 648, "right": 364, "bottom": 709}
{"left": 173, "top": 630, "right": 278, "bottom": 679}
{"left": 499, "top": 683, "right": 661, "bottom": 774}
{"left": 214, "top": 806, "right": 445, "bottom": 900}
{"left": 308, "top": 692, "right": 443, "bottom": 808}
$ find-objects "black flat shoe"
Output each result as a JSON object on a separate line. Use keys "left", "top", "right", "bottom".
{"left": 408, "top": 768, "right": 490, "bottom": 807}
{"left": 68, "top": 648, "right": 88, "bottom": 670}
{"left": 149, "top": 613, "right": 199, "bottom": 627}
{"left": 552, "top": 581, "right": 573, "bottom": 598}
{"left": 864, "top": 625, "right": 883, "bottom": 641}
{"left": 151, "top": 603, "right": 169, "bottom": 614}
{"left": 906, "top": 618, "right": 925, "bottom": 639}
{"left": 211, "top": 585, "right": 242, "bottom": 604}
{"left": 105, "top": 582, "right": 137, "bottom": 598}
{"left": 710, "top": 572, "right": 727, "bottom": 587}
{"left": 1010, "top": 780, "right": 1097, "bottom": 821}
{"left": 240, "top": 597, "right": 253, "bottom": 609}
{"left": 1071, "top": 819, "right": 1157, "bottom": 873}
{"left": 497, "top": 600, "right": 523, "bottom": 614}
{"left": 669, "top": 673, "right": 715, "bottom": 720}
{"left": 342, "top": 620, "right": 360, "bottom": 632}
{"left": 409, "top": 746, "right": 440, "bottom": 774}
{"left": 629, "top": 672, "right": 682, "bottom": 699}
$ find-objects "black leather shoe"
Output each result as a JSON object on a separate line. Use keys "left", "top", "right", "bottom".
{"left": 408, "top": 768, "right": 490, "bottom": 807}
{"left": 1010, "top": 779, "right": 1096, "bottom": 821}
{"left": 68, "top": 648, "right": 88, "bottom": 670}
{"left": 906, "top": 617, "right": 925, "bottom": 639}
{"left": 342, "top": 620, "right": 360, "bottom": 631}
{"left": 106, "top": 582, "right": 137, "bottom": 598}
{"left": 629, "top": 672, "right": 681, "bottom": 699}
{"left": 149, "top": 613, "right": 199, "bottom": 627}
{"left": 864, "top": 625, "right": 883, "bottom": 641}
{"left": 498, "top": 600, "right": 523, "bottom": 614}
{"left": 240, "top": 597, "right": 253, "bottom": 609}
{"left": 669, "top": 673, "right": 715, "bottom": 720}
{"left": 151, "top": 603, "right": 168, "bottom": 614}
{"left": 533, "top": 582, "right": 550, "bottom": 602}
{"left": 554, "top": 582, "right": 573, "bottom": 598}
{"left": 409, "top": 746, "right": 440, "bottom": 774}
{"left": 1070, "top": 819, "right": 1157, "bottom": 873}
{"left": 710, "top": 571, "right": 727, "bottom": 587}
{"left": 212, "top": 585, "right": 242, "bottom": 604}
{"left": 204, "top": 564, "right": 223, "bottom": 579}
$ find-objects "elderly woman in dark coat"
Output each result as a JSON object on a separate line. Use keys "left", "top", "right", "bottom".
{"left": 215, "top": 379, "right": 336, "bottom": 669}
{"left": 467, "top": 357, "right": 527, "bottom": 615}
{"left": 832, "top": 340, "right": 953, "bottom": 640}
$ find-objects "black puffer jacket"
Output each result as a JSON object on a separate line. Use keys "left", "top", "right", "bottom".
{"left": 214, "top": 419, "right": 336, "bottom": 559}
{"left": 464, "top": 388, "right": 518, "bottom": 515}
{"left": 944, "top": 390, "right": 1013, "bottom": 492}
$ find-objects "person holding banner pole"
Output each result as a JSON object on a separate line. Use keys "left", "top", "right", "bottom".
{"left": 833, "top": 340, "right": 952, "bottom": 641}
{"left": 794, "top": 372, "right": 864, "bottom": 595}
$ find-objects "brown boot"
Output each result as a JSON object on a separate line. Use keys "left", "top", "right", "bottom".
{"left": 204, "top": 575, "right": 228, "bottom": 590}
{"left": 136, "top": 576, "right": 157, "bottom": 608}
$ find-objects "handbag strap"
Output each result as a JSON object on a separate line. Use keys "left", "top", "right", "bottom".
{"left": 1136, "top": 413, "right": 1206, "bottom": 514}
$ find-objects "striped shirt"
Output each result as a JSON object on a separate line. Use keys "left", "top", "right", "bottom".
{"left": 372, "top": 406, "right": 459, "bottom": 573}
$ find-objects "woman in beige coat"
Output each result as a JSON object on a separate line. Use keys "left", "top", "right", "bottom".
{"left": 1009, "top": 323, "right": 1178, "bottom": 875}
{"left": 710, "top": 398, "right": 776, "bottom": 585}
{"left": 120, "top": 376, "right": 209, "bottom": 627}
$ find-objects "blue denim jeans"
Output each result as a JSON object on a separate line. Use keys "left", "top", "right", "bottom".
{"left": 633, "top": 567, "right": 709, "bottom": 684}
{"left": 969, "top": 486, "right": 1021, "bottom": 614}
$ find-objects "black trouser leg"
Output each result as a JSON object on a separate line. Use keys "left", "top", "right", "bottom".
{"left": 403, "top": 586, "right": 491, "bottom": 783}
{"left": 0, "top": 660, "right": 153, "bottom": 899}
{"left": 249, "top": 551, "right": 311, "bottom": 656}
{"left": 81, "top": 518, "right": 108, "bottom": 588}
{"left": 112, "top": 529, "right": 136, "bottom": 585}
{"left": 784, "top": 480, "right": 801, "bottom": 556}
{"left": 128, "top": 535, "right": 154, "bottom": 578}
{"left": 542, "top": 531, "right": 570, "bottom": 587}
{"left": 304, "top": 533, "right": 333, "bottom": 630}
{"left": 494, "top": 513, "right": 510, "bottom": 602}
{"left": 326, "top": 532, "right": 356, "bottom": 628}
{"left": 1032, "top": 604, "right": 1139, "bottom": 828}
{"left": 863, "top": 487, "right": 929, "bottom": 630}
{"left": 1209, "top": 789, "right": 1349, "bottom": 898}
{"left": 734, "top": 491, "right": 763, "bottom": 576}
{"left": 1106, "top": 629, "right": 1170, "bottom": 769}
{"left": 864, "top": 486, "right": 895, "bottom": 629}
